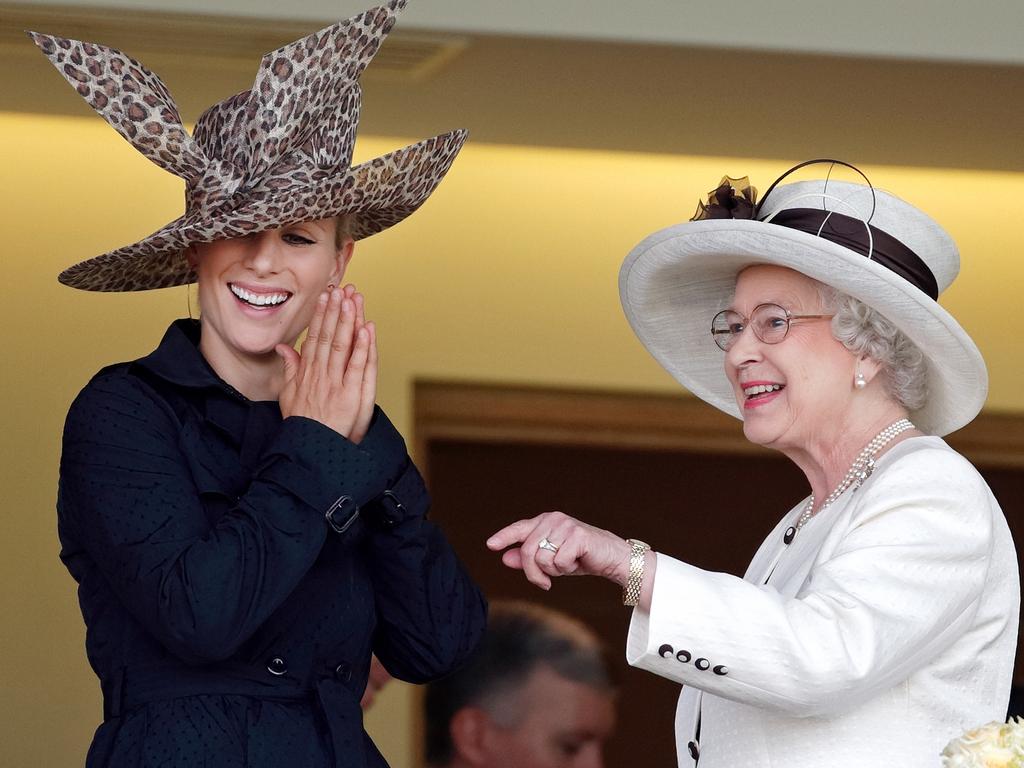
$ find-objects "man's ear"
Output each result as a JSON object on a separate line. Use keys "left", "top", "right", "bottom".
{"left": 449, "top": 707, "right": 495, "bottom": 767}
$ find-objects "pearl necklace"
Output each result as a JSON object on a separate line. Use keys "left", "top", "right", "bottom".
{"left": 783, "top": 418, "right": 915, "bottom": 545}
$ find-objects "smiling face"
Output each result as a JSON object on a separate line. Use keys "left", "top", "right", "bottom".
{"left": 189, "top": 218, "right": 352, "bottom": 363}
{"left": 725, "top": 265, "right": 858, "bottom": 453}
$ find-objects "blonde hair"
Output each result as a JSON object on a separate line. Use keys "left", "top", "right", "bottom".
{"left": 334, "top": 214, "right": 354, "bottom": 248}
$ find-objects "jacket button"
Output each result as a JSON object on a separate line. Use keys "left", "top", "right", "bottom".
{"left": 267, "top": 657, "right": 287, "bottom": 676}
{"left": 335, "top": 662, "right": 352, "bottom": 681}
{"left": 713, "top": 665, "right": 729, "bottom": 676}
{"left": 688, "top": 740, "right": 700, "bottom": 760}
{"left": 675, "top": 650, "right": 692, "bottom": 663}
{"left": 658, "top": 643, "right": 674, "bottom": 658}
{"left": 694, "top": 658, "right": 710, "bottom": 671}
{"left": 783, "top": 526, "right": 796, "bottom": 545}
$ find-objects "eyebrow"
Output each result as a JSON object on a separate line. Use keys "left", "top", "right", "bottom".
{"left": 726, "top": 293, "right": 809, "bottom": 313}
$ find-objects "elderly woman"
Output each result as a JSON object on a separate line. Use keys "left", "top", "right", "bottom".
{"left": 488, "top": 161, "right": 1019, "bottom": 767}
{"left": 37, "top": 3, "right": 485, "bottom": 767}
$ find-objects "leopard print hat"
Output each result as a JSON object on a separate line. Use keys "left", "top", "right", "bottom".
{"left": 30, "top": 0, "right": 467, "bottom": 292}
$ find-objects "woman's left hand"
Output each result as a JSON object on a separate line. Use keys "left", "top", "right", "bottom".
{"left": 486, "top": 511, "right": 632, "bottom": 591}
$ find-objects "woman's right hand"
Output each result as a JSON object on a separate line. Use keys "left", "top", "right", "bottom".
{"left": 275, "top": 285, "right": 378, "bottom": 443}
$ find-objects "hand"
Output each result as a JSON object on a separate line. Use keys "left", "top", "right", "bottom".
{"left": 486, "top": 511, "right": 632, "bottom": 591}
{"left": 275, "top": 284, "right": 378, "bottom": 443}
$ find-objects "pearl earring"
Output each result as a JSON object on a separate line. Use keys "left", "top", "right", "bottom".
{"left": 854, "top": 372, "right": 867, "bottom": 390}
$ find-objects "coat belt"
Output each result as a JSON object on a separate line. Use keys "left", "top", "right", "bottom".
{"left": 102, "top": 663, "right": 366, "bottom": 767}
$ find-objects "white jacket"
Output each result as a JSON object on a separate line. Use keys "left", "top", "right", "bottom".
{"left": 626, "top": 437, "right": 1019, "bottom": 768}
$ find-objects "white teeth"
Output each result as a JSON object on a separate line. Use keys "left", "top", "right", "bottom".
{"left": 229, "top": 284, "right": 289, "bottom": 307}
{"left": 744, "top": 384, "right": 783, "bottom": 396}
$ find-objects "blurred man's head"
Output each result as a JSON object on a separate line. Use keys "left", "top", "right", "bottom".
{"left": 425, "top": 601, "right": 615, "bottom": 768}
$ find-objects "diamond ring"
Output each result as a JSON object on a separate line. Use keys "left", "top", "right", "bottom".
{"left": 538, "top": 537, "right": 559, "bottom": 553}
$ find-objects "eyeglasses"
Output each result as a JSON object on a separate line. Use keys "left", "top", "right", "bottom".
{"left": 710, "top": 303, "right": 833, "bottom": 351}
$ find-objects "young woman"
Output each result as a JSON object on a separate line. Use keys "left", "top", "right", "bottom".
{"left": 36, "top": 3, "right": 486, "bottom": 766}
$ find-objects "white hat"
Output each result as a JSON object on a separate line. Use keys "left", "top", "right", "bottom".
{"left": 618, "top": 162, "right": 987, "bottom": 436}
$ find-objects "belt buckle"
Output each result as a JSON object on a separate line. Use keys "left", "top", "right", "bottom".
{"left": 325, "top": 495, "right": 360, "bottom": 533}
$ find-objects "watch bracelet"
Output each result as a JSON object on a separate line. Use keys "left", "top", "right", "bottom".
{"left": 623, "top": 538, "right": 649, "bottom": 606}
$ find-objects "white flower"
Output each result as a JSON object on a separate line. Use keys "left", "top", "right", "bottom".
{"left": 942, "top": 720, "right": 1024, "bottom": 768}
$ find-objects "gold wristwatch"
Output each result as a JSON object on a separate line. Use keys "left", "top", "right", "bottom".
{"left": 623, "top": 538, "right": 650, "bottom": 606}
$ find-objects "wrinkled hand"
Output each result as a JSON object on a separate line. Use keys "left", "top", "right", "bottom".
{"left": 276, "top": 284, "right": 378, "bottom": 443}
{"left": 486, "top": 511, "right": 632, "bottom": 591}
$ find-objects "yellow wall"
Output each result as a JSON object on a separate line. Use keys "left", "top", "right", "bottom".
{"left": 3, "top": 111, "right": 1022, "bottom": 766}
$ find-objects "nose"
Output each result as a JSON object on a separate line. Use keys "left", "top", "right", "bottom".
{"left": 725, "top": 322, "right": 764, "bottom": 371}
{"left": 241, "top": 231, "right": 284, "bottom": 276}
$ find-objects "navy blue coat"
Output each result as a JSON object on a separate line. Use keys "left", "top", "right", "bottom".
{"left": 58, "top": 320, "right": 487, "bottom": 767}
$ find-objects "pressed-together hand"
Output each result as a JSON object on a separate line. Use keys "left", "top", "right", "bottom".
{"left": 276, "top": 284, "right": 378, "bottom": 443}
{"left": 486, "top": 511, "right": 634, "bottom": 592}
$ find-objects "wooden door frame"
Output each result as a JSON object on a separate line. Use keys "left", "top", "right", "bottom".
{"left": 414, "top": 379, "right": 1024, "bottom": 473}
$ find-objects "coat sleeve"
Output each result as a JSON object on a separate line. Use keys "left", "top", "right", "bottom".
{"left": 625, "top": 447, "right": 995, "bottom": 718}
{"left": 59, "top": 370, "right": 407, "bottom": 665}
{"left": 356, "top": 410, "right": 487, "bottom": 683}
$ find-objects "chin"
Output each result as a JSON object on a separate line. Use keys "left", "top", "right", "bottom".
{"left": 228, "top": 326, "right": 292, "bottom": 357}
{"left": 742, "top": 420, "right": 773, "bottom": 447}
{"left": 740, "top": 407, "right": 792, "bottom": 449}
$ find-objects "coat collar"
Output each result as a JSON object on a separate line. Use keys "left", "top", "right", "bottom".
{"left": 133, "top": 319, "right": 282, "bottom": 472}
{"left": 133, "top": 319, "right": 239, "bottom": 395}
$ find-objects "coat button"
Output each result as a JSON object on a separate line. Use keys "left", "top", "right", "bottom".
{"left": 675, "top": 650, "right": 692, "bottom": 663}
{"left": 783, "top": 526, "right": 796, "bottom": 545}
{"left": 267, "top": 657, "right": 287, "bottom": 676}
{"left": 335, "top": 662, "right": 352, "bottom": 682}
{"left": 713, "top": 665, "right": 729, "bottom": 676}
{"left": 658, "top": 643, "right": 674, "bottom": 658}
{"left": 688, "top": 741, "right": 700, "bottom": 760}
{"left": 694, "top": 658, "right": 710, "bottom": 671}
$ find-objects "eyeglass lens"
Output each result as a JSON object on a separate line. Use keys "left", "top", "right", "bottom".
{"left": 711, "top": 303, "right": 791, "bottom": 350}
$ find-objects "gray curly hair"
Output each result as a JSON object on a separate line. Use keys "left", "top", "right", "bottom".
{"left": 819, "top": 285, "right": 929, "bottom": 411}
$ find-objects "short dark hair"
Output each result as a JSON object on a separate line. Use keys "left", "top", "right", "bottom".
{"left": 424, "top": 601, "right": 612, "bottom": 766}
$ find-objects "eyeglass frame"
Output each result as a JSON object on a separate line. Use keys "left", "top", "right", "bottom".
{"left": 710, "top": 302, "right": 834, "bottom": 351}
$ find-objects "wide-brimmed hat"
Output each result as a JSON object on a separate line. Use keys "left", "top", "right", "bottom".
{"left": 30, "top": 0, "right": 466, "bottom": 292}
{"left": 618, "top": 160, "right": 988, "bottom": 436}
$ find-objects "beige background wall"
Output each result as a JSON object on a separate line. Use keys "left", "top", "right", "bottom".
{"left": 2, "top": 109, "right": 1023, "bottom": 765}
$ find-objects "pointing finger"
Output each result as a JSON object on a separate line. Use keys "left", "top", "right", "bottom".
{"left": 487, "top": 518, "right": 540, "bottom": 551}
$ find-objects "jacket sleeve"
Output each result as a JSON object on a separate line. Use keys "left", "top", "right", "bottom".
{"left": 625, "top": 447, "right": 995, "bottom": 717}
{"left": 59, "top": 371, "right": 406, "bottom": 665}
{"left": 357, "top": 411, "right": 487, "bottom": 683}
